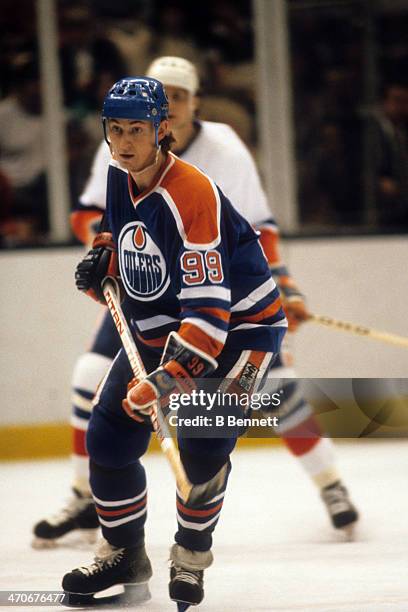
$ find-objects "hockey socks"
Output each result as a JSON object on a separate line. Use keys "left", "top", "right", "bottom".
{"left": 89, "top": 461, "right": 147, "bottom": 548}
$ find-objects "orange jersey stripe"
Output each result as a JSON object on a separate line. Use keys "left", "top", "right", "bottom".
{"left": 177, "top": 499, "right": 223, "bottom": 518}
{"left": 96, "top": 498, "right": 146, "bottom": 517}
{"left": 161, "top": 156, "right": 220, "bottom": 246}
{"left": 178, "top": 322, "right": 224, "bottom": 358}
{"left": 136, "top": 333, "right": 167, "bottom": 348}
{"left": 182, "top": 307, "right": 230, "bottom": 324}
{"left": 70, "top": 210, "right": 103, "bottom": 245}
{"left": 258, "top": 227, "right": 280, "bottom": 266}
{"left": 231, "top": 296, "right": 282, "bottom": 324}
{"left": 246, "top": 350, "right": 270, "bottom": 370}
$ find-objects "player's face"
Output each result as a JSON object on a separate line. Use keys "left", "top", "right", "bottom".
{"left": 165, "top": 86, "right": 198, "bottom": 130}
{"left": 107, "top": 119, "right": 164, "bottom": 172}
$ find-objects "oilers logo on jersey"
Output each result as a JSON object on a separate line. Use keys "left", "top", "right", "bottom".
{"left": 118, "top": 221, "right": 170, "bottom": 301}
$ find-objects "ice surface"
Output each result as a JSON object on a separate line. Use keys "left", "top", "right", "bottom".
{"left": 0, "top": 440, "right": 406, "bottom": 611}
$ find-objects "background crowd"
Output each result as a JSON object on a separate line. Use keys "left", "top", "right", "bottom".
{"left": 0, "top": 0, "right": 407, "bottom": 247}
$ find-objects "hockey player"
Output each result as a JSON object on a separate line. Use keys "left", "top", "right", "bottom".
{"left": 61, "top": 76, "right": 286, "bottom": 608}
{"left": 33, "top": 57, "right": 358, "bottom": 548}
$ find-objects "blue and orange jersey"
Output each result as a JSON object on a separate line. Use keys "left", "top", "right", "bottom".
{"left": 71, "top": 128, "right": 303, "bottom": 298}
{"left": 106, "top": 152, "right": 287, "bottom": 360}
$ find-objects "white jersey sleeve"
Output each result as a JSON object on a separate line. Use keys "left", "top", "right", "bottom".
{"left": 79, "top": 140, "right": 111, "bottom": 209}
{"left": 181, "top": 121, "right": 273, "bottom": 225}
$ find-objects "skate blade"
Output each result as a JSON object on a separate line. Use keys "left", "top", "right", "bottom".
{"left": 31, "top": 537, "right": 58, "bottom": 550}
{"left": 63, "top": 592, "right": 123, "bottom": 607}
{"left": 172, "top": 596, "right": 199, "bottom": 611}
{"left": 63, "top": 583, "right": 151, "bottom": 608}
{"left": 78, "top": 529, "right": 99, "bottom": 545}
{"left": 31, "top": 529, "right": 98, "bottom": 551}
{"left": 123, "top": 582, "right": 151, "bottom": 605}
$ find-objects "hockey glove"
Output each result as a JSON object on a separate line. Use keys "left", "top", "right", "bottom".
{"left": 282, "top": 298, "right": 309, "bottom": 332}
{"left": 75, "top": 232, "right": 122, "bottom": 305}
{"left": 122, "top": 332, "right": 217, "bottom": 423}
{"left": 274, "top": 272, "right": 309, "bottom": 332}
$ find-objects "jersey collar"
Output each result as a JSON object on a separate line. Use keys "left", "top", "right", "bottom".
{"left": 127, "top": 153, "right": 175, "bottom": 207}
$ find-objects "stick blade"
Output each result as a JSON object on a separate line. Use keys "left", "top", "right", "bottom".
{"left": 186, "top": 462, "right": 228, "bottom": 507}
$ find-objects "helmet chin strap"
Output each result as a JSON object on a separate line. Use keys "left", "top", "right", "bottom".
{"left": 131, "top": 145, "right": 162, "bottom": 178}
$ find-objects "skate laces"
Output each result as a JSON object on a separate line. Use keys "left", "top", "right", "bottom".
{"left": 172, "top": 565, "right": 202, "bottom": 586}
{"left": 46, "top": 492, "right": 93, "bottom": 526}
{"left": 79, "top": 541, "right": 125, "bottom": 577}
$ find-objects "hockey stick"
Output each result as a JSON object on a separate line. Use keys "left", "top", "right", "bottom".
{"left": 308, "top": 313, "right": 408, "bottom": 348}
{"left": 102, "top": 278, "right": 193, "bottom": 503}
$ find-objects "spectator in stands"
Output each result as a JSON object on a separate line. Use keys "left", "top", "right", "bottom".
{"left": 58, "top": 4, "right": 127, "bottom": 116}
{"left": 372, "top": 81, "right": 408, "bottom": 229}
{"left": 311, "top": 121, "right": 362, "bottom": 226}
{"left": 147, "top": 1, "right": 204, "bottom": 72}
{"left": 0, "top": 57, "right": 97, "bottom": 248}
{"left": 0, "top": 61, "right": 48, "bottom": 246}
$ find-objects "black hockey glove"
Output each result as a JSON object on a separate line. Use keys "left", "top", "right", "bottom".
{"left": 75, "top": 232, "right": 123, "bottom": 304}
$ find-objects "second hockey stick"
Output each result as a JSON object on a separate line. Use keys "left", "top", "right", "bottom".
{"left": 102, "top": 278, "right": 193, "bottom": 502}
{"left": 308, "top": 313, "right": 408, "bottom": 348}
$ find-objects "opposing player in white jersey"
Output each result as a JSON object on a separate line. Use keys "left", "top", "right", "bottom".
{"left": 33, "top": 57, "right": 358, "bottom": 548}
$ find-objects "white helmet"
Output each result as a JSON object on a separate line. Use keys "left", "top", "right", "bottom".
{"left": 146, "top": 56, "right": 199, "bottom": 95}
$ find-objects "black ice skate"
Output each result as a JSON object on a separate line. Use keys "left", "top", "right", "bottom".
{"left": 32, "top": 488, "right": 99, "bottom": 548}
{"left": 321, "top": 480, "right": 359, "bottom": 535}
{"left": 62, "top": 539, "right": 152, "bottom": 607}
{"left": 168, "top": 544, "right": 213, "bottom": 611}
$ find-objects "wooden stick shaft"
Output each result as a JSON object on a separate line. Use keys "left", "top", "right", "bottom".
{"left": 309, "top": 314, "right": 408, "bottom": 348}
{"left": 102, "top": 279, "right": 192, "bottom": 501}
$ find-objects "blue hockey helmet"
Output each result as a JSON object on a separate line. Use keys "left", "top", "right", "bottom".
{"left": 102, "top": 77, "right": 169, "bottom": 147}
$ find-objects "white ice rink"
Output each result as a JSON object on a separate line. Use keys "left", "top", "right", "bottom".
{"left": 0, "top": 440, "right": 407, "bottom": 612}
